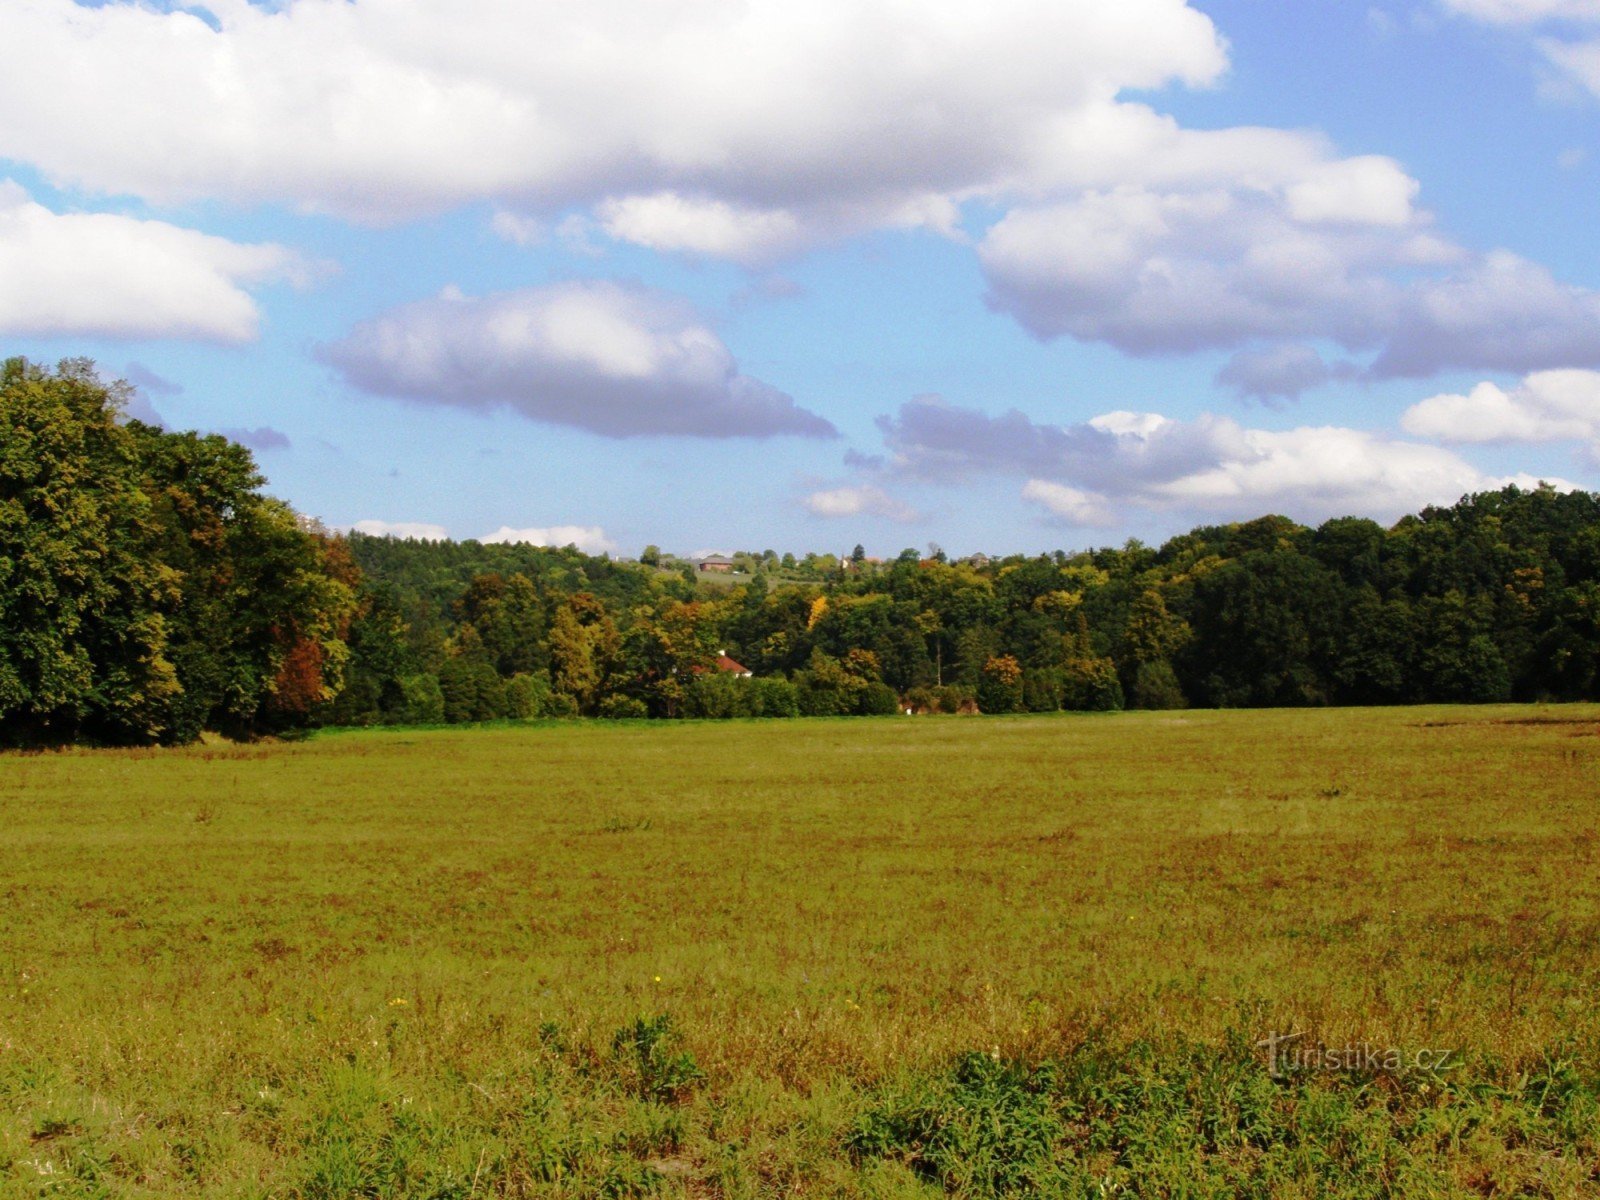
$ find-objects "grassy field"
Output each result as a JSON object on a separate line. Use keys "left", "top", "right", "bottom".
{"left": 2, "top": 707, "right": 1598, "bottom": 1198}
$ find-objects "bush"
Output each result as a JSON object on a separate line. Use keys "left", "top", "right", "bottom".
{"left": 796, "top": 677, "right": 851, "bottom": 716}
{"left": 748, "top": 676, "right": 800, "bottom": 717}
{"left": 978, "top": 655, "right": 1024, "bottom": 714}
{"left": 598, "top": 694, "right": 649, "bottom": 720}
{"left": 392, "top": 673, "right": 445, "bottom": 724}
{"left": 438, "top": 658, "right": 507, "bottom": 723}
{"left": 856, "top": 681, "right": 903, "bottom": 716}
{"left": 503, "top": 672, "right": 551, "bottom": 719}
{"left": 1062, "top": 657, "right": 1123, "bottom": 712}
{"left": 1022, "top": 670, "right": 1064, "bottom": 713}
{"left": 1130, "top": 660, "right": 1187, "bottom": 710}
{"left": 685, "top": 672, "right": 750, "bottom": 719}
{"left": 541, "top": 692, "right": 579, "bottom": 719}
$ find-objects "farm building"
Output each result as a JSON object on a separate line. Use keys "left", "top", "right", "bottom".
{"left": 697, "top": 555, "right": 735, "bottom": 573}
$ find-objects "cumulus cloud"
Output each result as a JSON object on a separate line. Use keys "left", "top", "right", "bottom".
{"left": 0, "top": 180, "right": 305, "bottom": 342}
{"left": 321, "top": 280, "right": 837, "bottom": 439}
{"left": 1020, "top": 481, "right": 1117, "bottom": 526}
{"left": 352, "top": 519, "right": 450, "bottom": 539}
{"left": 0, "top": 0, "right": 1226, "bottom": 228}
{"left": 1401, "top": 369, "right": 1600, "bottom": 444}
{"left": 877, "top": 396, "right": 1563, "bottom": 523}
{"left": 802, "top": 485, "right": 918, "bottom": 522}
{"left": 5, "top": 0, "right": 1591, "bottom": 381}
{"left": 480, "top": 525, "right": 617, "bottom": 555}
{"left": 981, "top": 185, "right": 1600, "bottom": 375}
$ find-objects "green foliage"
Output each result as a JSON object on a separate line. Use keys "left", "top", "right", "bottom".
{"left": 394, "top": 673, "right": 445, "bottom": 724}
{"left": 977, "top": 654, "right": 1024, "bottom": 714}
{"left": 684, "top": 671, "right": 749, "bottom": 718}
{"left": 0, "top": 358, "right": 353, "bottom": 746}
{"left": 747, "top": 675, "right": 800, "bottom": 717}
{"left": 609, "top": 1015, "right": 704, "bottom": 1104}
{"left": 1131, "top": 658, "right": 1188, "bottom": 710}
{"left": 502, "top": 671, "right": 549, "bottom": 719}
{"left": 13, "top": 357, "right": 1600, "bottom": 745}
{"left": 437, "top": 656, "right": 506, "bottom": 723}
{"left": 597, "top": 693, "right": 649, "bottom": 719}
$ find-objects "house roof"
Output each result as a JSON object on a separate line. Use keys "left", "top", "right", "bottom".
{"left": 716, "top": 654, "right": 750, "bottom": 674}
{"left": 698, "top": 555, "right": 735, "bottom": 565}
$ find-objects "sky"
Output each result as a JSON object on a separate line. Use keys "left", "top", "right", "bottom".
{"left": 5, "top": 0, "right": 1600, "bottom": 558}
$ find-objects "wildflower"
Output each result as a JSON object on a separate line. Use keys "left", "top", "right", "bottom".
{"left": 388, "top": 997, "right": 408, "bottom": 1008}
{"left": 654, "top": 976, "right": 662, "bottom": 982}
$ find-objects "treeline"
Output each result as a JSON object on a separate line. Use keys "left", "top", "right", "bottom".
{"left": 6, "top": 359, "right": 1600, "bottom": 747}
{"left": 333, "top": 484, "right": 1600, "bottom": 728}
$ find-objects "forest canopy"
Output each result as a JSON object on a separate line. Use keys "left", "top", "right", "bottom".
{"left": 5, "top": 358, "right": 1600, "bottom": 746}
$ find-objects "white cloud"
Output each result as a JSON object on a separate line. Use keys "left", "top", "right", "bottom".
{"left": 1441, "top": 1, "right": 1600, "bottom": 98}
{"left": 803, "top": 485, "right": 918, "bottom": 522}
{"left": 1402, "top": 369, "right": 1600, "bottom": 444}
{"left": 5, "top": 0, "right": 1591, "bottom": 382}
{"left": 321, "top": 280, "right": 837, "bottom": 439}
{"left": 877, "top": 396, "right": 1570, "bottom": 523}
{"left": 1284, "top": 156, "right": 1421, "bottom": 227}
{"left": 352, "top": 519, "right": 450, "bottom": 539}
{"left": 1541, "top": 36, "right": 1600, "bottom": 97}
{"left": 1020, "top": 481, "right": 1116, "bottom": 526}
{"left": 488, "top": 210, "right": 544, "bottom": 247}
{"left": 480, "top": 525, "right": 617, "bottom": 555}
{"left": 0, "top": 180, "right": 305, "bottom": 342}
{"left": 596, "top": 194, "right": 806, "bottom": 264}
{"left": 980, "top": 185, "right": 1600, "bottom": 374}
{"left": 1441, "top": 0, "right": 1600, "bottom": 22}
{"left": 0, "top": 0, "right": 1227, "bottom": 227}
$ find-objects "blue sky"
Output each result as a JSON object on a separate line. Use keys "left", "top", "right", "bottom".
{"left": 5, "top": 0, "right": 1600, "bottom": 558}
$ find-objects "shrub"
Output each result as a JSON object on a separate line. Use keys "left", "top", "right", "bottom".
{"left": 1022, "top": 669, "right": 1064, "bottom": 713}
{"left": 598, "top": 694, "right": 649, "bottom": 720}
{"left": 541, "top": 692, "right": 579, "bottom": 719}
{"left": 438, "top": 658, "right": 506, "bottom": 723}
{"left": 392, "top": 673, "right": 444, "bottom": 724}
{"left": 1062, "top": 657, "right": 1123, "bottom": 712}
{"left": 1130, "top": 659, "right": 1187, "bottom": 710}
{"left": 748, "top": 676, "right": 800, "bottom": 717}
{"left": 503, "top": 672, "right": 551, "bottom": 719}
{"left": 685, "top": 672, "right": 749, "bottom": 719}
{"left": 856, "top": 681, "right": 903, "bottom": 716}
{"left": 978, "top": 655, "right": 1024, "bottom": 714}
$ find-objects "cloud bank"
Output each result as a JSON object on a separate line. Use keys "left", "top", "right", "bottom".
{"left": 878, "top": 396, "right": 1567, "bottom": 526}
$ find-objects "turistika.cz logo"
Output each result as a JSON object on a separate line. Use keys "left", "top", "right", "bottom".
{"left": 1255, "top": 1031, "right": 1458, "bottom": 1079}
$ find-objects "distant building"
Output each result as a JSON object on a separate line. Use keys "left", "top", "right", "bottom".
{"left": 964, "top": 553, "right": 992, "bottom": 569}
{"left": 715, "top": 652, "right": 752, "bottom": 678}
{"left": 697, "top": 555, "right": 735, "bottom": 573}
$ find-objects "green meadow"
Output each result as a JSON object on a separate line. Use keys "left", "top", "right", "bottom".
{"left": 2, "top": 708, "right": 1598, "bottom": 1198}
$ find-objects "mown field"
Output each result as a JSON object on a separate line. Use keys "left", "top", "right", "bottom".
{"left": 2, "top": 707, "right": 1598, "bottom": 1198}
